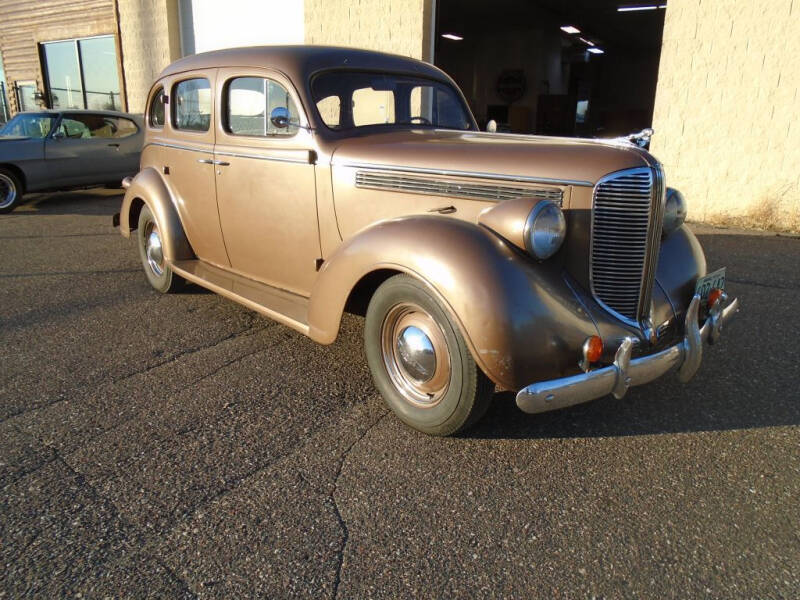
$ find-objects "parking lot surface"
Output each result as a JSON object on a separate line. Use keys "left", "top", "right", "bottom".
{"left": 1, "top": 190, "right": 799, "bottom": 598}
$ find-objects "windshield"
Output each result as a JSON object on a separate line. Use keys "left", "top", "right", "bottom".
{"left": 0, "top": 113, "right": 57, "bottom": 138}
{"left": 311, "top": 71, "right": 474, "bottom": 132}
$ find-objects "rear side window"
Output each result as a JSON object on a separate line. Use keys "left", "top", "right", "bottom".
{"left": 226, "top": 76, "right": 300, "bottom": 136}
{"left": 149, "top": 87, "right": 166, "bottom": 128}
{"left": 173, "top": 78, "right": 211, "bottom": 132}
{"left": 57, "top": 113, "right": 138, "bottom": 139}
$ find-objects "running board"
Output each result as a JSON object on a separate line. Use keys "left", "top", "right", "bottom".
{"left": 171, "top": 260, "right": 310, "bottom": 336}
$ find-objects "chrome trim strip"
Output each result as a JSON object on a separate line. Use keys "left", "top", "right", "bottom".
{"left": 355, "top": 171, "right": 563, "bottom": 204}
{"left": 637, "top": 163, "right": 665, "bottom": 320}
{"left": 148, "top": 142, "right": 311, "bottom": 165}
{"left": 148, "top": 141, "right": 213, "bottom": 154}
{"left": 515, "top": 294, "right": 740, "bottom": 414}
{"left": 339, "top": 162, "right": 591, "bottom": 187}
{"left": 214, "top": 150, "right": 310, "bottom": 165}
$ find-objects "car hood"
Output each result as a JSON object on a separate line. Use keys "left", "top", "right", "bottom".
{"left": 329, "top": 129, "right": 654, "bottom": 185}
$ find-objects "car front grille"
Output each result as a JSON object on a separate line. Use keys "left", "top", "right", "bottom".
{"left": 590, "top": 166, "right": 664, "bottom": 324}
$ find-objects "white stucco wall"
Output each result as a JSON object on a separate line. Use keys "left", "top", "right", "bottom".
{"left": 188, "top": 0, "right": 304, "bottom": 54}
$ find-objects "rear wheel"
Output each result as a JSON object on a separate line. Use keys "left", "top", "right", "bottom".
{"left": 137, "top": 205, "right": 185, "bottom": 293}
{"left": 0, "top": 168, "right": 22, "bottom": 214}
{"left": 365, "top": 274, "right": 494, "bottom": 436}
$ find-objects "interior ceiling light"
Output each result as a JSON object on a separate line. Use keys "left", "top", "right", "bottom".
{"left": 441, "top": 33, "right": 463, "bottom": 41}
{"left": 588, "top": 47, "right": 605, "bottom": 54}
{"left": 617, "top": 4, "right": 666, "bottom": 11}
{"left": 560, "top": 25, "right": 581, "bottom": 34}
{"left": 579, "top": 37, "right": 595, "bottom": 46}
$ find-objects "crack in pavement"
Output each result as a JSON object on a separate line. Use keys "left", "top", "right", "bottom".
{"left": 726, "top": 277, "right": 797, "bottom": 291}
{"left": 111, "top": 323, "right": 273, "bottom": 384}
{"left": 0, "top": 393, "right": 73, "bottom": 426}
{"left": 8, "top": 425, "right": 197, "bottom": 598}
{"left": 0, "top": 268, "right": 140, "bottom": 279}
{"left": 330, "top": 410, "right": 390, "bottom": 600}
{"left": 2, "top": 323, "right": 272, "bottom": 449}
{"left": 0, "top": 232, "right": 118, "bottom": 240}
{"left": 81, "top": 331, "right": 299, "bottom": 480}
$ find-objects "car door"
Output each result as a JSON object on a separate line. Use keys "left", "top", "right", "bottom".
{"left": 142, "top": 71, "right": 228, "bottom": 269}
{"left": 213, "top": 68, "right": 319, "bottom": 296}
{"left": 101, "top": 115, "right": 141, "bottom": 177}
{"left": 45, "top": 112, "right": 131, "bottom": 185}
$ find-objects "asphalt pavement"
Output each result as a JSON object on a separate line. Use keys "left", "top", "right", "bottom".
{"left": 1, "top": 189, "right": 798, "bottom": 599}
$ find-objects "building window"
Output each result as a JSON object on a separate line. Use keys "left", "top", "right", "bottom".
{"left": 41, "top": 35, "right": 122, "bottom": 111}
{"left": 14, "top": 81, "right": 38, "bottom": 112}
{"left": 0, "top": 52, "right": 9, "bottom": 124}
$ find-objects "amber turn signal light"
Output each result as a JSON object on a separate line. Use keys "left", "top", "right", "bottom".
{"left": 579, "top": 335, "right": 604, "bottom": 372}
{"left": 585, "top": 336, "right": 604, "bottom": 363}
{"left": 707, "top": 288, "right": 723, "bottom": 308}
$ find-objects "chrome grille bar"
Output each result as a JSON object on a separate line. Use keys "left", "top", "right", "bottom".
{"left": 590, "top": 167, "right": 661, "bottom": 325}
{"left": 355, "top": 171, "right": 563, "bottom": 204}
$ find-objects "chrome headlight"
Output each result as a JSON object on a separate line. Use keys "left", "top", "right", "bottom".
{"left": 663, "top": 187, "right": 687, "bottom": 236}
{"left": 524, "top": 201, "right": 566, "bottom": 260}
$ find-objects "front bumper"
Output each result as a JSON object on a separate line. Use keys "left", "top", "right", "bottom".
{"left": 516, "top": 294, "right": 740, "bottom": 414}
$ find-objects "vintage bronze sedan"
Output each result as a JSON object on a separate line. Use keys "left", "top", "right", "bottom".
{"left": 116, "top": 46, "right": 739, "bottom": 435}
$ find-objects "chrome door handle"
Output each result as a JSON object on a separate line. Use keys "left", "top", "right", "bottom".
{"left": 213, "top": 160, "right": 230, "bottom": 166}
{"left": 197, "top": 158, "right": 214, "bottom": 164}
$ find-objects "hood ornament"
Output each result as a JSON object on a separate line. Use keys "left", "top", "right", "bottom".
{"left": 623, "top": 127, "right": 654, "bottom": 148}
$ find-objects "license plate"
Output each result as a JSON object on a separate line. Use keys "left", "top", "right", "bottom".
{"left": 694, "top": 267, "right": 726, "bottom": 300}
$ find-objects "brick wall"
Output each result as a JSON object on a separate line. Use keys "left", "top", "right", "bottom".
{"left": 651, "top": 0, "right": 800, "bottom": 232}
{"left": 116, "top": 0, "right": 182, "bottom": 115}
{"left": 304, "top": 0, "right": 435, "bottom": 61}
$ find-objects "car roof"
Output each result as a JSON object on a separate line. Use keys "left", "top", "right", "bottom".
{"left": 158, "top": 45, "right": 447, "bottom": 83}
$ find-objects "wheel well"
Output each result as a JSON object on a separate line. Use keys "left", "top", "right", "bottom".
{"left": 344, "top": 268, "right": 402, "bottom": 316}
{"left": 128, "top": 197, "right": 145, "bottom": 231}
{"left": 0, "top": 163, "right": 26, "bottom": 193}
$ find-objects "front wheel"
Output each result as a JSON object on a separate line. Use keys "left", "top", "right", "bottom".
{"left": 136, "top": 205, "right": 185, "bottom": 293}
{"left": 0, "top": 168, "right": 22, "bottom": 214}
{"left": 365, "top": 274, "right": 494, "bottom": 436}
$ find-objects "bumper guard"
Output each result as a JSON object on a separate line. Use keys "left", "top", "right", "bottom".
{"left": 515, "top": 294, "right": 740, "bottom": 414}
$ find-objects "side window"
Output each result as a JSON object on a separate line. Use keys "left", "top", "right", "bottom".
{"left": 226, "top": 76, "right": 300, "bottom": 137}
{"left": 352, "top": 88, "right": 395, "bottom": 127}
{"left": 316, "top": 95, "right": 341, "bottom": 129}
{"left": 57, "top": 114, "right": 138, "bottom": 139}
{"left": 149, "top": 87, "right": 165, "bottom": 128}
{"left": 107, "top": 117, "right": 138, "bottom": 138}
{"left": 173, "top": 78, "right": 211, "bottom": 132}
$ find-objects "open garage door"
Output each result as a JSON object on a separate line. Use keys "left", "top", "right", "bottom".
{"left": 435, "top": 0, "right": 666, "bottom": 138}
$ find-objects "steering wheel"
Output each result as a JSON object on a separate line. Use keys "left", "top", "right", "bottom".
{"left": 409, "top": 116, "right": 432, "bottom": 125}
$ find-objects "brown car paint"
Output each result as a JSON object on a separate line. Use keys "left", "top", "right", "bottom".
{"left": 119, "top": 45, "right": 705, "bottom": 391}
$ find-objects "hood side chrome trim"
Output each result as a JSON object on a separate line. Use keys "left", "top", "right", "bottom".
{"left": 337, "top": 162, "right": 593, "bottom": 187}
{"left": 355, "top": 170, "right": 563, "bottom": 204}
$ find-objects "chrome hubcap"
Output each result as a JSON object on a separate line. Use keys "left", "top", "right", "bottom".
{"left": 396, "top": 326, "right": 436, "bottom": 383}
{"left": 381, "top": 303, "right": 451, "bottom": 406}
{"left": 145, "top": 223, "right": 164, "bottom": 276}
{"left": 0, "top": 173, "right": 17, "bottom": 209}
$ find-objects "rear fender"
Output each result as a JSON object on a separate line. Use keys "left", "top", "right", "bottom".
{"left": 119, "top": 167, "right": 194, "bottom": 262}
{"left": 308, "top": 215, "right": 599, "bottom": 390}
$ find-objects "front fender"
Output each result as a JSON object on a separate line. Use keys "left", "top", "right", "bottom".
{"left": 656, "top": 225, "right": 707, "bottom": 320}
{"left": 308, "top": 215, "right": 599, "bottom": 390}
{"left": 119, "top": 167, "right": 194, "bottom": 262}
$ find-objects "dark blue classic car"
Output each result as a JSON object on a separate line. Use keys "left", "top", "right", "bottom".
{"left": 0, "top": 110, "right": 143, "bottom": 213}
